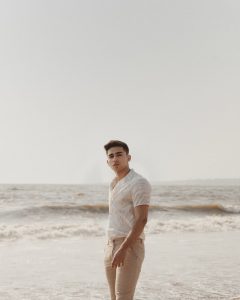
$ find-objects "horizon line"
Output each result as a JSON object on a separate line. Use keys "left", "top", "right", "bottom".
{"left": 0, "top": 177, "right": 240, "bottom": 185}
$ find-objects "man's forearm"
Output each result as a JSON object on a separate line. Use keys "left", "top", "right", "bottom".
{"left": 119, "top": 218, "right": 147, "bottom": 251}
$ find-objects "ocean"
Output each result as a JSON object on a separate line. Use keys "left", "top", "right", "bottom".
{"left": 1, "top": 182, "right": 240, "bottom": 299}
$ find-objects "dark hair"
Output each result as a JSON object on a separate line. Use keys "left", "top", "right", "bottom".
{"left": 104, "top": 140, "right": 129, "bottom": 154}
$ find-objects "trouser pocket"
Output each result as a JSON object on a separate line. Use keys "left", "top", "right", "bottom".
{"left": 104, "top": 244, "right": 113, "bottom": 267}
{"left": 129, "top": 241, "right": 145, "bottom": 261}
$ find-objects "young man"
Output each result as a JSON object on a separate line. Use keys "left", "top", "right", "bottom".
{"left": 103, "top": 140, "right": 151, "bottom": 300}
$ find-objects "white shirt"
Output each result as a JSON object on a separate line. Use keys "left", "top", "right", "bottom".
{"left": 107, "top": 169, "right": 151, "bottom": 240}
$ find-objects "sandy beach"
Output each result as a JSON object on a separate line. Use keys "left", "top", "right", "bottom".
{"left": 1, "top": 231, "right": 240, "bottom": 299}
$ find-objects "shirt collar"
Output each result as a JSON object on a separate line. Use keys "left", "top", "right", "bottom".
{"left": 110, "top": 168, "right": 134, "bottom": 190}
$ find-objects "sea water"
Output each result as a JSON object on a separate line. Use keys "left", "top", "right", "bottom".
{"left": 0, "top": 182, "right": 240, "bottom": 299}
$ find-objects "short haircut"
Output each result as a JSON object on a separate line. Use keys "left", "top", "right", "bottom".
{"left": 104, "top": 140, "right": 129, "bottom": 154}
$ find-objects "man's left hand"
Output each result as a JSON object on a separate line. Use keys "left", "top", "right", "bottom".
{"left": 111, "top": 247, "right": 127, "bottom": 268}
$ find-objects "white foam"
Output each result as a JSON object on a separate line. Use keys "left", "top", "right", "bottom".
{"left": 147, "top": 215, "right": 240, "bottom": 233}
{"left": 0, "top": 221, "right": 105, "bottom": 241}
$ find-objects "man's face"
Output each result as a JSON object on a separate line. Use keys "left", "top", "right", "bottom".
{"left": 106, "top": 146, "right": 131, "bottom": 172}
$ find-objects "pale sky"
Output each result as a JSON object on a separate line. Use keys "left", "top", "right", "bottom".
{"left": 0, "top": 0, "right": 240, "bottom": 184}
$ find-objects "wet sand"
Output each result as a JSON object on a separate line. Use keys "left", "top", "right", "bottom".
{"left": 1, "top": 232, "right": 240, "bottom": 299}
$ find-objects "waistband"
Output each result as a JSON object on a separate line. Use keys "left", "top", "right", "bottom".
{"left": 107, "top": 237, "right": 143, "bottom": 245}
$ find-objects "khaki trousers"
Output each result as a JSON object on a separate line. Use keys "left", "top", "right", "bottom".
{"left": 104, "top": 238, "right": 145, "bottom": 300}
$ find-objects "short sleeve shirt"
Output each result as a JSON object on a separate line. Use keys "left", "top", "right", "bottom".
{"left": 106, "top": 169, "right": 151, "bottom": 240}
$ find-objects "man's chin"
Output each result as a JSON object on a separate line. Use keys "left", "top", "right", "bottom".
{"left": 112, "top": 165, "right": 121, "bottom": 171}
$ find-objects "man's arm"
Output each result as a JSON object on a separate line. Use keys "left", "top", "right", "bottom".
{"left": 111, "top": 205, "right": 149, "bottom": 268}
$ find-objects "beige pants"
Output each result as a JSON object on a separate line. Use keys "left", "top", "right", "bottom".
{"left": 104, "top": 238, "right": 145, "bottom": 300}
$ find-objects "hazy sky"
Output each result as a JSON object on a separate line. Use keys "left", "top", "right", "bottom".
{"left": 0, "top": 0, "right": 240, "bottom": 184}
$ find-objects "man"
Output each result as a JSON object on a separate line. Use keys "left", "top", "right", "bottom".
{"left": 103, "top": 140, "right": 151, "bottom": 300}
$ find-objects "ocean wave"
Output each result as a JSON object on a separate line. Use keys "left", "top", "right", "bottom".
{"left": 147, "top": 215, "right": 240, "bottom": 233}
{"left": 1, "top": 214, "right": 240, "bottom": 241}
{"left": 0, "top": 222, "right": 105, "bottom": 241}
{"left": 0, "top": 204, "right": 109, "bottom": 219}
{"left": 1, "top": 203, "right": 239, "bottom": 221}
{"left": 151, "top": 204, "right": 240, "bottom": 214}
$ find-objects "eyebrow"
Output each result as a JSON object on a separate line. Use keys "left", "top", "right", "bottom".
{"left": 108, "top": 151, "right": 123, "bottom": 157}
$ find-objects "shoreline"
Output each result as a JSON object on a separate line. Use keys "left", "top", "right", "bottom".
{"left": 1, "top": 231, "right": 240, "bottom": 299}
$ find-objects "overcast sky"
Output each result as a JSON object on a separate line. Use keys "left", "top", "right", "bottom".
{"left": 0, "top": 0, "right": 239, "bottom": 184}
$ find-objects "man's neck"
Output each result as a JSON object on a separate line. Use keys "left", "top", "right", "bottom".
{"left": 115, "top": 167, "right": 131, "bottom": 181}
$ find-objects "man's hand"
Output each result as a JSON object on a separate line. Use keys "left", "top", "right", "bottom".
{"left": 111, "top": 247, "right": 127, "bottom": 268}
